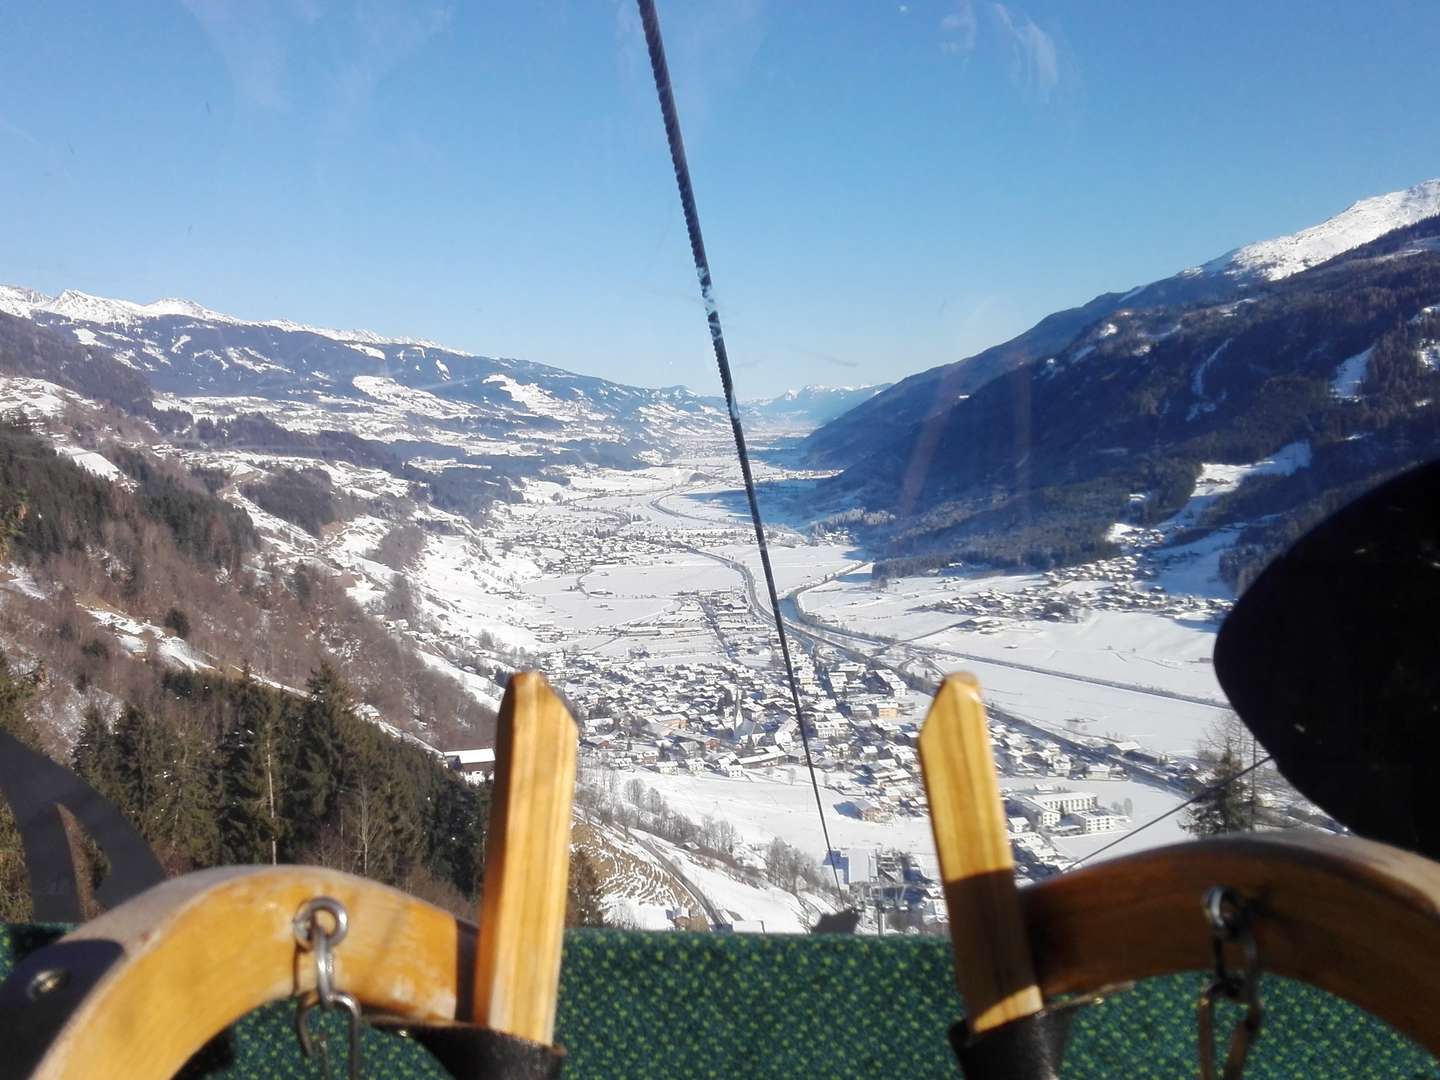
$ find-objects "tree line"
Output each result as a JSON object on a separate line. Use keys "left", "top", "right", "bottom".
{"left": 0, "top": 649, "right": 620, "bottom": 928}
{"left": 0, "top": 657, "right": 490, "bottom": 922}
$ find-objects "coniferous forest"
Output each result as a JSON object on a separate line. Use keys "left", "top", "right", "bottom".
{"left": 0, "top": 408, "right": 619, "bottom": 928}
{"left": 1, "top": 656, "right": 490, "bottom": 923}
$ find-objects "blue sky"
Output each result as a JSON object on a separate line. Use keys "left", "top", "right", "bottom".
{"left": 2, "top": 2, "right": 1438, "bottom": 397}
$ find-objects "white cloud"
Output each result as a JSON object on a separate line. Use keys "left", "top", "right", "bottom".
{"left": 989, "top": 2, "right": 1060, "bottom": 102}
{"left": 938, "top": 0, "right": 1065, "bottom": 103}
{"left": 182, "top": 0, "right": 450, "bottom": 116}
{"left": 183, "top": 0, "right": 296, "bottom": 110}
{"left": 939, "top": 1, "right": 977, "bottom": 53}
{"left": 613, "top": 0, "right": 768, "bottom": 135}
{"left": 333, "top": 2, "right": 452, "bottom": 116}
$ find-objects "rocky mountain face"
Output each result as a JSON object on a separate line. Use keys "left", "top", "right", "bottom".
{"left": 810, "top": 209, "right": 1440, "bottom": 591}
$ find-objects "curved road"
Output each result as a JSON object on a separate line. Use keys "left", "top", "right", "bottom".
{"left": 633, "top": 835, "right": 725, "bottom": 927}
{"left": 691, "top": 538, "right": 1229, "bottom": 713}
{"left": 583, "top": 483, "right": 1230, "bottom": 713}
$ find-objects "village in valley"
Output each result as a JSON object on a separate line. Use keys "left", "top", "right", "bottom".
{"left": 395, "top": 448, "right": 1259, "bottom": 933}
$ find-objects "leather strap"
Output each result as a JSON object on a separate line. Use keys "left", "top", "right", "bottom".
{"left": 949, "top": 999, "right": 1089, "bottom": 1079}
{"left": 371, "top": 1018, "right": 565, "bottom": 1079}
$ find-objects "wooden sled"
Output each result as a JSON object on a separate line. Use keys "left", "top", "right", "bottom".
{"left": 5, "top": 672, "right": 1440, "bottom": 1077}
{"left": 919, "top": 674, "right": 1440, "bottom": 1075}
{"left": 1, "top": 672, "right": 576, "bottom": 1079}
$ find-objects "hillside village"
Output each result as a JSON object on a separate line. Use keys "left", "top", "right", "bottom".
{"left": 887, "top": 554, "right": 1233, "bottom": 632}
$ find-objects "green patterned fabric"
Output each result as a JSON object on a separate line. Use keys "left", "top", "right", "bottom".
{"left": 3, "top": 925, "right": 1437, "bottom": 1077}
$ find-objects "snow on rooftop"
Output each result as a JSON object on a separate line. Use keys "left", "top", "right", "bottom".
{"left": 445, "top": 747, "right": 495, "bottom": 765}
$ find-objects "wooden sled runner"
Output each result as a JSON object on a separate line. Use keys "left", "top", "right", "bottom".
{"left": 5, "top": 671, "right": 1440, "bottom": 1077}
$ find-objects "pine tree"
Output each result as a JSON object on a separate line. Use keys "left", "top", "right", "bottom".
{"left": 111, "top": 705, "right": 177, "bottom": 839}
{"left": 338, "top": 735, "right": 427, "bottom": 886}
{"left": 108, "top": 705, "right": 220, "bottom": 870}
{"left": 72, "top": 705, "right": 117, "bottom": 800}
{"left": 428, "top": 772, "right": 488, "bottom": 899}
{"left": 1184, "top": 744, "right": 1252, "bottom": 837}
{"left": 161, "top": 719, "right": 221, "bottom": 869}
{"left": 0, "top": 652, "right": 41, "bottom": 747}
{"left": 374, "top": 767, "right": 423, "bottom": 883}
{"left": 218, "top": 679, "right": 282, "bottom": 865}
{"left": 284, "top": 664, "right": 353, "bottom": 854}
{"left": 0, "top": 650, "right": 40, "bottom": 921}
{"left": 566, "top": 847, "right": 609, "bottom": 928}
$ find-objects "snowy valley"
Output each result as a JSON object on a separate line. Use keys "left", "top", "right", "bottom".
{"left": 4, "top": 177, "right": 1440, "bottom": 932}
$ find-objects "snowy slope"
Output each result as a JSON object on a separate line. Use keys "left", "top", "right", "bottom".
{"left": 805, "top": 177, "right": 1440, "bottom": 467}
{"left": 743, "top": 384, "right": 891, "bottom": 433}
{"left": 0, "top": 282, "right": 730, "bottom": 460}
{"left": 0, "top": 286, "right": 437, "bottom": 347}
{"left": 1206, "top": 178, "right": 1440, "bottom": 282}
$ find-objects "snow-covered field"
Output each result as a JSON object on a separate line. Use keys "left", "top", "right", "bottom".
{"left": 612, "top": 766, "right": 937, "bottom": 865}
{"left": 715, "top": 542, "right": 862, "bottom": 600}
{"left": 917, "top": 611, "right": 1219, "bottom": 698}
{"left": 609, "top": 762, "right": 1188, "bottom": 885}
{"left": 932, "top": 654, "right": 1225, "bottom": 759}
{"left": 802, "top": 566, "right": 1228, "bottom": 757}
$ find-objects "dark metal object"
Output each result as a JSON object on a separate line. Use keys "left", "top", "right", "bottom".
{"left": 1214, "top": 458, "right": 1440, "bottom": 856}
{"left": 294, "top": 897, "right": 363, "bottom": 1080}
{"left": 634, "top": 0, "right": 842, "bottom": 890}
{"left": 1197, "top": 887, "right": 1263, "bottom": 1080}
{"left": 811, "top": 908, "right": 861, "bottom": 934}
{"left": 373, "top": 1019, "right": 565, "bottom": 1080}
{"left": 0, "top": 937, "right": 123, "bottom": 1078}
{"left": 0, "top": 729, "right": 164, "bottom": 921}
{"left": 948, "top": 999, "right": 1088, "bottom": 1079}
{"left": 295, "top": 992, "right": 363, "bottom": 1080}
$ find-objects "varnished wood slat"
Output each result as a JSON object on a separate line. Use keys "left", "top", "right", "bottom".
{"left": 26, "top": 866, "right": 466, "bottom": 1080}
{"left": 20, "top": 834, "right": 1440, "bottom": 1073}
{"left": 1022, "top": 831, "right": 1440, "bottom": 1059}
{"left": 919, "top": 674, "right": 1044, "bottom": 1033}
{"left": 472, "top": 671, "right": 578, "bottom": 1045}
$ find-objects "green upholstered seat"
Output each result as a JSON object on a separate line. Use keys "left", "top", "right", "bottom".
{"left": 3, "top": 925, "right": 1435, "bottom": 1077}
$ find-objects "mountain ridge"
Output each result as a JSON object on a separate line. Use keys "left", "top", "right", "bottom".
{"left": 804, "top": 208, "right": 1440, "bottom": 592}
{"left": 0, "top": 285, "right": 449, "bottom": 349}
{"left": 742, "top": 383, "right": 891, "bottom": 432}
{"left": 804, "top": 177, "right": 1440, "bottom": 468}
{"left": 1203, "top": 178, "right": 1440, "bottom": 282}
{"left": 0, "top": 284, "right": 735, "bottom": 478}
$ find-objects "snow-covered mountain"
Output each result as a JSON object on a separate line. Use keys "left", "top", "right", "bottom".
{"left": 804, "top": 177, "right": 1440, "bottom": 466}
{"left": 810, "top": 209, "right": 1440, "bottom": 590}
{"left": 1203, "top": 178, "right": 1440, "bottom": 282}
{"left": 742, "top": 383, "right": 890, "bottom": 433}
{"left": 0, "top": 286, "right": 444, "bottom": 347}
{"left": 0, "top": 285, "right": 728, "bottom": 465}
